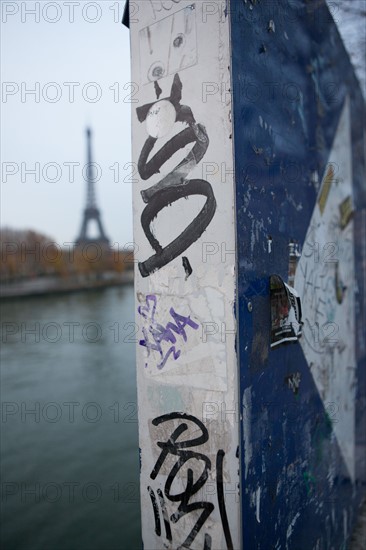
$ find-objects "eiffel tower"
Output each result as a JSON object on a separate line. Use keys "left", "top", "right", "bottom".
{"left": 75, "top": 128, "right": 110, "bottom": 248}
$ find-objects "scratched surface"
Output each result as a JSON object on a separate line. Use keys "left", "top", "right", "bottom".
{"left": 230, "top": 0, "right": 366, "bottom": 548}
{"left": 130, "top": 1, "right": 240, "bottom": 548}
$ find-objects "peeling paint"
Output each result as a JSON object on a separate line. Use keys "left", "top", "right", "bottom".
{"left": 286, "top": 512, "right": 300, "bottom": 542}
{"left": 255, "top": 486, "right": 261, "bottom": 523}
{"left": 267, "top": 235, "right": 272, "bottom": 253}
{"left": 243, "top": 387, "right": 252, "bottom": 479}
{"left": 267, "top": 20, "right": 275, "bottom": 33}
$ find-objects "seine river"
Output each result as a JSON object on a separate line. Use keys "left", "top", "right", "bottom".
{"left": 1, "top": 285, "right": 141, "bottom": 549}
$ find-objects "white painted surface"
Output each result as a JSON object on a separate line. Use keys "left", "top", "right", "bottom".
{"left": 295, "top": 97, "right": 356, "bottom": 480}
{"left": 130, "top": 2, "right": 239, "bottom": 548}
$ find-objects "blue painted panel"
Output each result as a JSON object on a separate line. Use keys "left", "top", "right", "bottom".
{"left": 230, "top": 0, "right": 365, "bottom": 548}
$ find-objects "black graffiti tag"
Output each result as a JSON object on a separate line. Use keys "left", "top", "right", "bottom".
{"left": 148, "top": 412, "right": 234, "bottom": 549}
{"left": 136, "top": 74, "right": 216, "bottom": 278}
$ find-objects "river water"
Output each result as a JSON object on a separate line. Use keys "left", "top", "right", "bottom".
{"left": 1, "top": 285, "right": 141, "bottom": 550}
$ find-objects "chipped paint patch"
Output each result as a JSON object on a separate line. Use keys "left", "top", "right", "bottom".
{"left": 256, "top": 486, "right": 261, "bottom": 523}
{"left": 267, "top": 19, "right": 275, "bottom": 33}
{"left": 267, "top": 235, "right": 272, "bottom": 253}
{"left": 286, "top": 512, "right": 300, "bottom": 541}
{"left": 243, "top": 387, "right": 252, "bottom": 478}
{"left": 285, "top": 372, "right": 301, "bottom": 395}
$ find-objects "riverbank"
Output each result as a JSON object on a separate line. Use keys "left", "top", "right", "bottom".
{"left": 0, "top": 271, "right": 134, "bottom": 299}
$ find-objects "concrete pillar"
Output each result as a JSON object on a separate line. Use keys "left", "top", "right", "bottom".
{"left": 126, "top": 0, "right": 366, "bottom": 548}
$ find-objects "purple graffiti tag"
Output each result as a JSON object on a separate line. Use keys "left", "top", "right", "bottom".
{"left": 138, "top": 294, "right": 158, "bottom": 323}
{"left": 138, "top": 295, "right": 199, "bottom": 370}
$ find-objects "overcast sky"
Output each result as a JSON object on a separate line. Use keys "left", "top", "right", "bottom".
{"left": 1, "top": 1, "right": 364, "bottom": 247}
{"left": 1, "top": 0, "right": 133, "bottom": 247}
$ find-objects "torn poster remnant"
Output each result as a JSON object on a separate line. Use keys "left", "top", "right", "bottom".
{"left": 270, "top": 274, "right": 303, "bottom": 348}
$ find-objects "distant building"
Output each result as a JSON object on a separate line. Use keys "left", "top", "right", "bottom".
{"left": 75, "top": 128, "right": 110, "bottom": 249}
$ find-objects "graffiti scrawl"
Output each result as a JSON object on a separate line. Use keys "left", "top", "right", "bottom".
{"left": 138, "top": 294, "right": 199, "bottom": 370}
{"left": 136, "top": 73, "right": 216, "bottom": 277}
{"left": 148, "top": 413, "right": 233, "bottom": 549}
